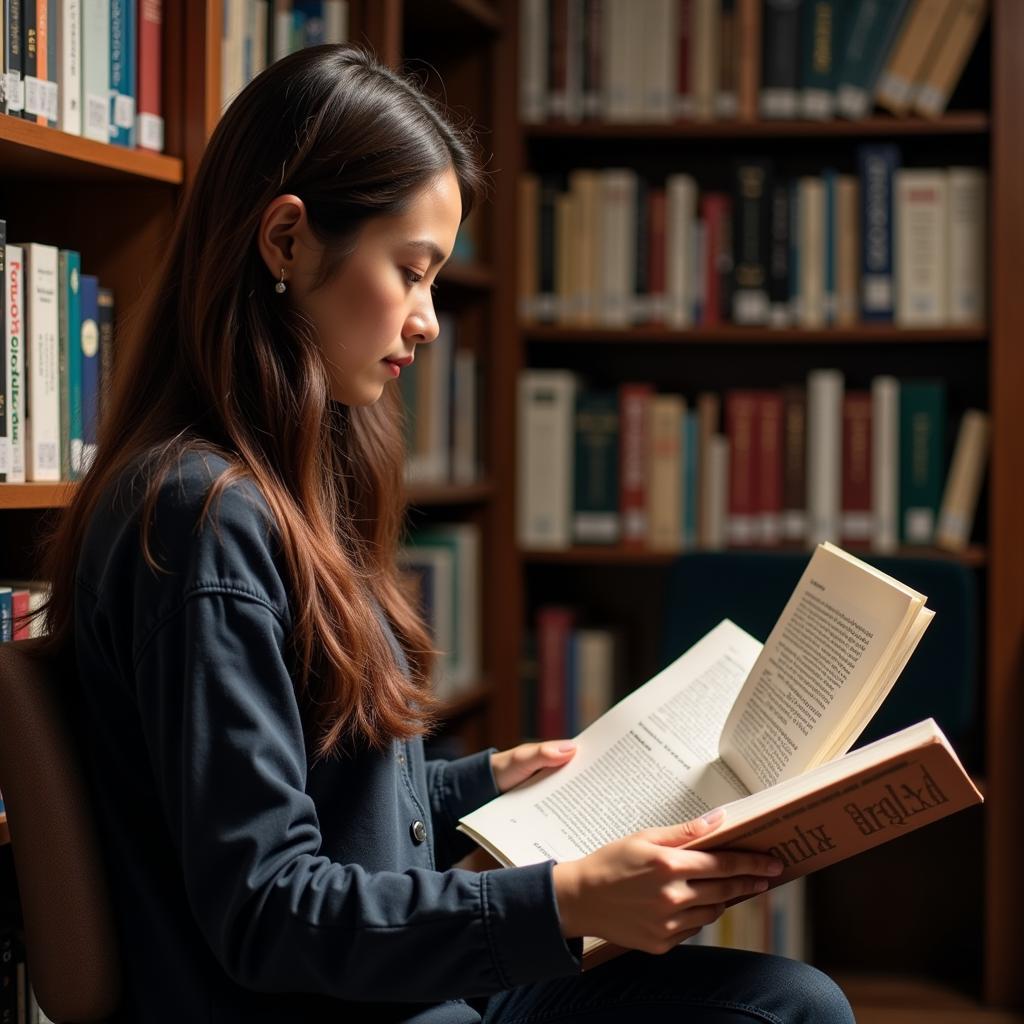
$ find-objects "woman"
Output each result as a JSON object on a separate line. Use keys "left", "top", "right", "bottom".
{"left": 40, "top": 46, "right": 855, "bottom": 1023}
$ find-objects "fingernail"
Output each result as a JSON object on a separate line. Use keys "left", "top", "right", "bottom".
{"left": 701, "top": 807, "right": 724, "bottom": 826}
{"left": 768, "top": 860, "right": 785, "bottom": 875}
{"left": 557, "top": 741, "right": 577, "bottom": 753}
{"left": 755, "top": 879, "right": 770, "bottom": 892}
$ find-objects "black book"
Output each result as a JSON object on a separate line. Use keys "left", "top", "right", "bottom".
{"left": 21, "top": 0, "right": 36, "bottom": 122}
{"left": 760, "top": 0, "right": 802, "bottom": 119}
{"left": 768, "top": 180, "right": 792, "bottom": 326}
{"left": 732, "top": 160, "right": 772, "bottom": 325}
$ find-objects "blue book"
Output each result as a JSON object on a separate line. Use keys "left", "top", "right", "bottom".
{"left": 0, "top": 588, "right": 12, "bottom": 642}
{"left": 683, "top": 410, "right": 699, "bottom": 548}
{"left": 79, "top": 274, "right": 99, "bottom": 474}
{"left": 858, "top": 144, "right": 900, "bottom": 321}
{"left": 59, "top": 251, "right": 82, "bottom": 479}
{"left": 109, "top": 0, "right": 136, "bottom": 146}
{"left": 295, "top": 2, "right": 325, "bottom": 46}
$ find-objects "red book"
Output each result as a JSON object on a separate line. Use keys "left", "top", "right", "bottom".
{"left": 841, "top": 391, "right": 873, "bottom": 544}
{"left": 648, "top": 187, "right": 667, "bottom": 325}
{"left": 11, "top": 590, "right": 31, "bottom": 640}
{"left": 536, "top": 606, "right": 575, "bottom": 739}
{"left": 725, "top": 390, "right": 759, "bottom": 546}
{"left": 701, "top": 193, "right": 731, "bottom": 326}
{"left": 756, "top": 391, "right": 784, "bottom": 545}
{"left": 619, "top": 383, "right": 653, "bottom": 548}
{"left": 137, "top": 0, "right": 164, "bottom": 152}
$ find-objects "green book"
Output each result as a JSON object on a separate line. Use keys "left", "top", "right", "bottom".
{"left": 801, "top": 0, "right": 847, "bottom": 119}
{"left": 572, "top": 390, "right": 620, "bottom": 545}
{"left": 899, "top": 380, "right": 947, "bottom": 545}
{"left": 58, "top": 250, "right": 81, "bottom": 480}
{"left": 835, "top": 0, "right": 910, "bottom": 119}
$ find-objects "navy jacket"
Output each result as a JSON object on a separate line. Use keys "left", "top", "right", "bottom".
{"left": 72, "top": 451, "right": 580, "bottom": 1022}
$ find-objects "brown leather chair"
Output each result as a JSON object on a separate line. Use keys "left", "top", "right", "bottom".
{"left": 0, "top": 638, "right": 121, "bottom": 1022}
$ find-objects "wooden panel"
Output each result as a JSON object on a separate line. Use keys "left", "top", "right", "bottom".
{"left": 986, "top": 0, "right": 1024, "bottom": 1008}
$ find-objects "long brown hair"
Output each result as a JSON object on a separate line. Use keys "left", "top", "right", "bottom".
{"left": 40, "top": 45, "right": 484, "bottom": 757}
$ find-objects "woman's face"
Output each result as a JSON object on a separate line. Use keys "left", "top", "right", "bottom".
{"left": 286, "top": 168, "right": 463, "bottom": 406}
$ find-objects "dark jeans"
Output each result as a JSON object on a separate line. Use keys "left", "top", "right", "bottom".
{"left": 481, "top": 946, "right": 856, "bottom": 1024}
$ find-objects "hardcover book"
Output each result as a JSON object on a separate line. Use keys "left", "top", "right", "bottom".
{"left": 459, "top": 543, "right": 982, "bottom": 968}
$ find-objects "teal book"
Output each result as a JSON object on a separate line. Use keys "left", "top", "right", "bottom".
{"left": 800, "top": 0, "right": 845, "bottom": 119}
{"left": 109, "top": 0, "right": 136, "bottom": 146}
{"left": 58, "top": 250, "right": 81, "bottom": 480}
{"left": 835, "top": 0, "right": 910, "bottom": 119}
{"left": 572, "top": 390, "right": 620, "bottom": 545}
{"left": 899, "top": 380, "right": 947, "bottom": 545}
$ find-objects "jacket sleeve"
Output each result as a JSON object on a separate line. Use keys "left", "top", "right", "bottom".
{"left": 132, "top": 588, "right": 581, "bottom": 1001}
{"left": 424, "top": 752, "right": 500, "bottom": 869}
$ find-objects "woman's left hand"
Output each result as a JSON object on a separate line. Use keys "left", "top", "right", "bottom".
{"left": 491, "top": 740, "right": 578, "bottom": 794}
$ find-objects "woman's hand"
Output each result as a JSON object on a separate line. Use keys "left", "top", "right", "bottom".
{"left": 551, "top": 810, "right": 784, "bottom": 954}
{"left": 491, "top": 740, "right": 577, "bottom": 794}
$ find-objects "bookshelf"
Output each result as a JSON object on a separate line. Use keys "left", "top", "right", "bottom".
{"left": 493, "top": 0, "right": 1024, "bottom": 1016}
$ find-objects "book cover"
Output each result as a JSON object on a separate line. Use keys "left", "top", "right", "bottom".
{"left": 875, "top": 0, "right": 956, "bottom": 115}
{"left": 58, "top": 0, "right": 81, "bottom": 134}
{"left": 935, "top": 409, "right": 989, "bottom": 552}
{"left": 899, "top": 380, "right": 946, "bottom": 545}
{"left": 732, "top": 160, "right": 771, "bottom": 325}
{"left": 77, "top": 273, "right": 99, "bottom": 475}
{"left": 799, "top": 0, "right": 840, "bottom": 119}
{"left": 913, "top": 0, "right": 988, "bottom": 118}
{"left": 4, "top": 0, "right": 26, "bottom": 116}
{"left": 109, "top": 0, "right": 135, "bottom": 146}
{"left": 870, "top": 374, "right": 899, "bottom": 553}
{"left": 81, "top": 0, "right": 109, "bottom": 142}
{"left": 4, "top": 246, "right": 25, "bottom": 484}
{"left": 836, "top": 0, "right": 910, "bottom": 120}
{"left": 58, "top": 250, "right": 82, "bottom": 479}
{"left": 21, "top": 242, "right": 60, "bottom": 482}
{"left": 759, "top": 0, "right": 800, "bottom": 119}
{"left": 840, "top": 390, "right": 872, "bottom": 544}
{"left": 573, "top": 390, "right": 620, "bottom": 545}
{"left": 647, "top": 393, "right": 684, "bottom": 551}
{"left": 137, "top": 0, "right": 164, "bottom": 151}
{"left": 0, "top": 222, "right": 6, "bottom": 483}
{"left": 619, "top": 382, "right": 653, "bottom": 548}
{"left": 895, "top": 168, "right": 948, "bottom": 326}
{"left": 857, "top": 144, "right": 899, "bottom": 321}
{"left": 97, "top": 285, "right": 114, "bottom": 428}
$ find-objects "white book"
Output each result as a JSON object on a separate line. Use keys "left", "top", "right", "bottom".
{"left": 895, "top": 169, "right": 948, "bottom": 326}
{"left": 81, "top": 0, "right": 110, "bottom": 142}
{"left": 935, "top": 409, "right": 990, "bottom": 553}
{"left": 3, "top": 247, "right": 25, "bottom": 483}
{"left": 21, "top": 243, "right": 61, "bottom": 482}
{"left": 643, "top": 0, "right": 677, "bottom": 122}
{"left": 520, "top": 0, "right": 549, "bottom": 123}
{"left": 59, "top": 0, "right": 82, "bottom": 134}
{"left": 870, "top": 375, "right": 900, "bottom": 554}
{"left": 574, "top": 629, "right": 617, "bottom": 731}
{"left": 517, "top": 370, "right": 577, "bottom": 549}
{"left": 806, "top": 369, "right": 843, "bottom": 546}
{"left": 946, "top": 167, "right": 987, "bottom": 326}
{"left": 797, "top": 177, "right": 825, "bottom": 328}
{"left": 324, "top": 0, "right": 349, "bottom": 43}
{"left": 665, "top": 174, "right": 697, "bottom": 329}
{"left": 600, "top": 169, "right": 638, "bottom": 327}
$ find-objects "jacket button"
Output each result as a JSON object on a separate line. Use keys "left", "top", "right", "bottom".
{"left": 410, "top": 820, "right": 427, "bottom": 844}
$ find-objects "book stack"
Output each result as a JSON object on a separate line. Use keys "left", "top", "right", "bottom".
{"left": 221, "top": 0, "right": 349, "bottom": 110}
{"left": 1, "top": 0, "right": 166, "bottom": 152}
{"left": 0, "top": 223, "right": 115, "bottom": 485}
{"left": 520, "top": 0, "right": 988, "bottom": 124}
{"left": 519, "top": 153, "right": 987, "bottom": 329}
{"left": 0, "top": 580, "right": 48, "bottom": 641}
{"left": 517, "top": 369, "right": 989, "bottom": 555}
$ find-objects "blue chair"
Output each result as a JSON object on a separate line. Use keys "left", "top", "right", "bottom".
{"left": 659, "top": 550, "right": 978, "bottom": 752}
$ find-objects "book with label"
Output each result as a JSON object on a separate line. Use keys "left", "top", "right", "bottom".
{"left": 459, "top": 543, "right": 981, "bottom": 968}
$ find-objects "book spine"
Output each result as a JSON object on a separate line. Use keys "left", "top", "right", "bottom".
{"left": 23, "top": 243, "right": 60, "bottom": 482}
{"left": 647, "top": 393, "right": 684, "bottom": 551}
{"left": 899, "top": 380, "right": 946, "bottom": 544}
{"left": 44, "top": 0, "right": 57, "bottom": 126}
{"left": 78, "top": 273, "right": 99, "bottom": 475}
{"left": 575, "top": 629, "right": 617, "bottom": 729}
{"left": 875, "top": 0, "right": 956, "bottom": 116}
{"left": 834, "top": 175, "right": 860, "bottom": 326}
{"left": 836, "top": 0, "right": 910, "bottom": 119}
{"left": 601, "top": 169, "right": 637, "bottom": 327}
{"left": 691, "top": 0, "right": 719, "bottom": 121}
{"left": 674, "top": 0, "right": 694, "bottom": 119}
{"left": 823, "top": 167, "right": 837, "bottom": 324}
{"left": 137, "top": 0, "right": 164, "bottom": 152}
{"left": 700, "top": 193, "right": 729, "bottom": 326}
{"left": 564, "top": 0, "right": 585, "bottom": 123}
{"left": 5, "top": 246, "right": 25, "bottom": 484}
{"left": 0, "top": 590, "right": 11, "bottom": 642}
{"left": 935, "top": 409, "right": 990, "bottom": 552}
{"left": 756, "top": 390, "right": 783, "bottom": 545}
{"left": 97, "top": 285, "right": 114, "bottom": 429}
{"left": 581, "top": 0, "right": 602, "bottom": 119}
{"left": 632, "top": 177, "right": 650, "bottom": 323}
{"left": 573, "top": 390, "right": 621, "bottom": 544}
{"left": 554, "top": 189, "right": 574, "bottom": 324}
{"left": 780, "top": 384, "right": 806, "bottom": 540}
{"left": 767, "top": 180, "right": 791, "bottom": 326}
{"left": 81, "top": 0, "right": 109, "bottom": 142}
{"left": 619, "top": 382, "right": 653, "bottom": 548}
{"left": 715, "top": 0, "right": 737, "bottom": 119}
{"left": 870, "top": 374, "right": 899, "bottom": 553}
{"left": 725, "top": 390, "right": 758, "bottom": 545}
{"left": 913, "top": 0, "right": 987, "bottom": 117}
{"left": 797, "top": 175, "right": 825, "bottom": 328}
{"left": 518, "top": 174, "right": 539, "bottom": 321}
{"left": 840, "top": 390, "right": 872, "bottom": 543}
{"left": 109, "top": 0, "right": 135, "bottom": 145}
{"left": 806, "top": 368, "right": 843, "bottom": 545}
{"left": 736, "top": 0, "right": 760, "bottom": 121}
{"left": 946, "top": 167, "right": 987, "bottom": 325}
{"left": 696, "top": 391, "right": 720, "bottom": 548}
{"left": 732, "top": 160, "right": 771, "bottom": 325}
{"left": 665, "top": 173, "right": 696, "bottom": 328}
{"left": 21, "top": 0, "right": 37, "bottom": 121}
{"left": 517, "top": 370, "right": 577, "bottom": 549}
{"left": 800, "top": 0, "right": 838, "bottom": 119}
{"left": 683, "top": 408, "right": 699, "bottom": 547}
{"left": 451, "top": 349, "right": 478, "bottom": 485}
{"left": 10, "top": 590, "right": 31, "bottom": 640}
{"left": 61, "top": 251, "right": 81, "bottom": 478}
{"left": 858, "top": 144, "right": 899, "bottom": 321}
{"left": 58, "top": 0, "right": 81, "bottom": 133}
{"left": 536, "top": 606, "right": 575, "bottom": 738}
{"left": 759, "top": 0, "right": 800, "bottom": 119}
{"left": 895, "top": 168, "right": 948, "bottom": 326}
{"left": 4, "top": 0, "right": 25, "bottom": 115}
{"left": 0, "top": 222, "right": 6, "bottom": 483}
{"left": 537, "top": 175, "right": 559, "bottom": 323}
{"left": 547, "top": 0, "right": 568, "bottom": 119}
{"left": 648, "top": 186, "right": 667, "bottom": 325}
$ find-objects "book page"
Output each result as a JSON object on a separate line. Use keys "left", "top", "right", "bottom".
{"left": 720, "top": 544, "right": 927, "bottom": 793}
{"left": 459, "top": 621, "right": 761, "bottom": 866}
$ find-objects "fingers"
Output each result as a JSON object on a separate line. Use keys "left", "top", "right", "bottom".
{"left": 644, "top": 808, "right": 725, "bottom": 847}
{"left": 667, "top": 875, "right": 773, "bottom": 908}
{"left": 660, "top": 847, "right": 785, "bottom": 880}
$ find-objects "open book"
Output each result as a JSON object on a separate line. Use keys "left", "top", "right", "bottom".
{"left": 459, "top": 543, "right": 983, "bottom": 967}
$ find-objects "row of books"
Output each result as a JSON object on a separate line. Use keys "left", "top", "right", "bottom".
{"left": 398, "top": 524, "right": 481, "bottom": 703}
{"left": 399, "top": 312, "right": 480, "bottom": 489}
{"left": 519, "top": 153, "right": 987, "bottom": 329}
{"left": 520, "top": 0, "right": 987, "bottom": 124}
{"left": 0, "top": 928, "right": 54, "bottom": 1024}
{"left": 0, "top": 228, "right": 114, "bottom": 484}
{"left": 1, "top": 0, "right": 164, "bottom": 151}
{"left": 0, "top": 581, "right": 46, "bottom": 640}
{"left": 517, "top": 369, "right": 989, "bottom": 554}
{"left": 221, "top": 0, "right": 349, "bottom": 110}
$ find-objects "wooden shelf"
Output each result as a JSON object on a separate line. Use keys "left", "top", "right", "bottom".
{"left": 0, "top": 482, "right": 76, "bottom": 510}
{"left": 406, "top": 481, "right": 493, "bottom": 507}
{"left": 437, "top": 682, "right": 490, "bottom": 720}
{"left": 522, "top": 545, "right": 988, "bottom": 568}
{"left": 524, "top": 324, "right": 987, "bottom": 345}
{"left": 439, "top": 262, "right": 495, "bottom": 292}
{"left": 525, "top": 112, "right": 990, "bottom": 141}
{"left": 0, "top": 114, "right": 184, "bottom": 184}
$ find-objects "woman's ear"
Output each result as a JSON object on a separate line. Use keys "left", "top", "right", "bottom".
{"left": 257, "top": 194, "right": 308, "bottom": 285}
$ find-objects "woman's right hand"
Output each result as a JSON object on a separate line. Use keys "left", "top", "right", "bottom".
{"left": 551, "top": 811, "right": 785, "bottom": 954}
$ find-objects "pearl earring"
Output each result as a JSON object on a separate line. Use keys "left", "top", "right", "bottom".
{"left": 275, "top": 269, "right": 287, "bottom": 294}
